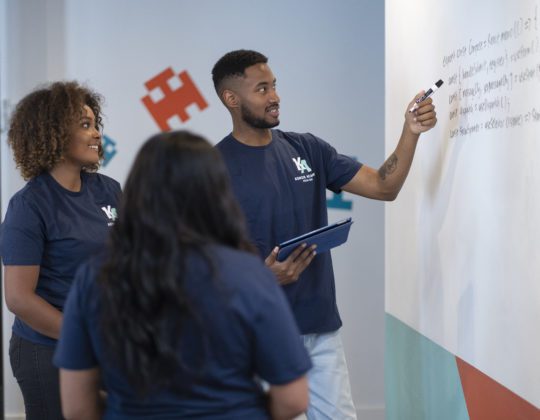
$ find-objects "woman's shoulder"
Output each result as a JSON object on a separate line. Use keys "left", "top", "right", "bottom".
{"left": 84, "top": 172, "right": 120, "bottom": 186}
{"left": 7, "top": 174, "right": 50, "bottom": 208}
{"left": 213, "top": 245, "right": 265, "bottom": 269}
{"left": 83, "top": 172, "right": 122, "bottom": 195}
{"left": 211, "top": 245, "right": 277, "bottom": 290}
{"left": 71, "top": 254, "right": 105, "bottom": 296}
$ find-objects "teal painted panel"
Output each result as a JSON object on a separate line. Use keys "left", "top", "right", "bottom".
{"left": 385, "top": 313, "right": 469, "bottom": 420}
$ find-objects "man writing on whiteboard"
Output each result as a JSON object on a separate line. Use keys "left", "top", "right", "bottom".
{"left": 213, "top": 49, "right": 437, "bottom": 419}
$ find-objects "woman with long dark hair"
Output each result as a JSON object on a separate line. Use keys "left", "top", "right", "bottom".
{"left": 54, "top": 130, "right": 311, "bottom": 419}
{"left": 0, "top": 81, "right": 121, "bottom": 419}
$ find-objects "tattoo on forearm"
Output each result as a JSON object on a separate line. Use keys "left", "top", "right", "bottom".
{"left": 378, "top": 153, "right": 398, "bottom": 181}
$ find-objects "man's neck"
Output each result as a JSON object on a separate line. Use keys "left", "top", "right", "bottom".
{"left": 232, "top": 124, "right": 272, "bottom": 146}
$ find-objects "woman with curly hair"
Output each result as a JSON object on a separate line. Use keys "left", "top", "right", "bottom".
{"left": 53, "top": 131, "right": 310, "bottom": 419}
{"left": 0, "top": 81, "right": 121, "bottom": 419}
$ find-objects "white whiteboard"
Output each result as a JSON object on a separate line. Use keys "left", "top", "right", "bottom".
{"left": 386, "top": 0, "right": 540, "bottom": 408}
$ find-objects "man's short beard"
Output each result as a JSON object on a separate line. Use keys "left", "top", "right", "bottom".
{"left": 240, "top": 104, "right": 279, "bottom": 129}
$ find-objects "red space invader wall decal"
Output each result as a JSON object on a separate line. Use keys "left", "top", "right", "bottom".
{"left": 141, "top": 67, "right": 208, "bottom": 131}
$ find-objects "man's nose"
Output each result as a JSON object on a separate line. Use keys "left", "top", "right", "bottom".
{"left": 270, "top": 90, "right": 280, "bottom": 103}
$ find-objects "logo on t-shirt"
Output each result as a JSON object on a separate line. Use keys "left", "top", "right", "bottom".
{"left": 292, "top": 157, "right": 316, "bottom": 183}
{"left": 101, "top": 205, "right": 118, "bottom": 226}
{"left": 292, "top": 157, "right": 312, "bottom": 173}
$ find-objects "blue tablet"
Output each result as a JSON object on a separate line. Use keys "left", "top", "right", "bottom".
{"left": 276, "top": 218, "right": 353, "bottom": 262}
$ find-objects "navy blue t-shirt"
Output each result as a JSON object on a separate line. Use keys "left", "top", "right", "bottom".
{"left": 0, "top": 172, "right": 121, "bottom": 345}
{"left": 54, "top": 245, "right": 311, "bottom": 419}
{"left": 216, "top": 130, "right": 362, "bottom": 334}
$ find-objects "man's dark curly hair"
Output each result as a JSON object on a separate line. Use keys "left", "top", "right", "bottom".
{"left": 211, "top": 49, "right": 268, "bottom": 95}
{"left": 8, "top": 81, "right": 104, "bottom": 180}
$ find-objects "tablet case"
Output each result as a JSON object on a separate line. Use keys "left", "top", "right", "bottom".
{"left": 276, "top": 218, "right": 353, "bottom": 262}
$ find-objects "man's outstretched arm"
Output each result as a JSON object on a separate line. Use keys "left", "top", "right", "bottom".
{"left": 342, "top": 93, "right": 437, "bottom": 201}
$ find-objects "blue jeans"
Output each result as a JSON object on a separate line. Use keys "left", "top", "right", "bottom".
{"left": 9, "top": 333, "right": 63, "bottom": 420}
{"left": 302, "top": 330, "right": 357, "bottom": 419}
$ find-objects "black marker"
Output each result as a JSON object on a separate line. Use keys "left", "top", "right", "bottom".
{"left": 409, "top": 79, "right": 444, "bottom": 112}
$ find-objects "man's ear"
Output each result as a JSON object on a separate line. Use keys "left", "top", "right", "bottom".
{"left": 222, "top": 89, "right": 239, "bottom": 109}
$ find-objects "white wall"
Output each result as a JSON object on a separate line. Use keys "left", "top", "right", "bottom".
{"left": 386, "top": 0, "right": 540, "bottom": 409}
{"left": 1, "top": 1, "right": 385, "bottom": 418}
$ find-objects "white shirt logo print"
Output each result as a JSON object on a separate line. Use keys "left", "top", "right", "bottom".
{"left": 101, "top": 205, "right": 118, "bottom": 222}
{"left": 292, "top": 157, "right": 312, "bottom": 174}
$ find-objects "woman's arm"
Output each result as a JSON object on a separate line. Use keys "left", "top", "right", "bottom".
{"left": 268, "top": 375, "right": 309, "bottom": 419}
{"left": 60, "top": 367, "right": 103, "bottom": 420}
{"left": 4, "top": 265, "right": 63, "bottom": 339}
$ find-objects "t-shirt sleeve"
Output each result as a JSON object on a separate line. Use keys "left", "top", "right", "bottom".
{"left": 53, "top": 263, "right": 98, "bottom": 370}
{"left": 312, "top": 134, "right": 363, "bottom": 193}
{"left": 249, "top": 269, "right": 312, "bottom": 385}
{"left": 0, "top": 194, "right": 45, "bottom": 265}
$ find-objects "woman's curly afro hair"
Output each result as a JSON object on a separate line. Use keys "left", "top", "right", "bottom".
{"left": 8, "top": 81, "right": 104, "bottom": 180}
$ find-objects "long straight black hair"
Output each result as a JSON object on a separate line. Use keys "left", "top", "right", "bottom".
{"left": 98, "top": 130, "right": 254, "bottom": 395}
